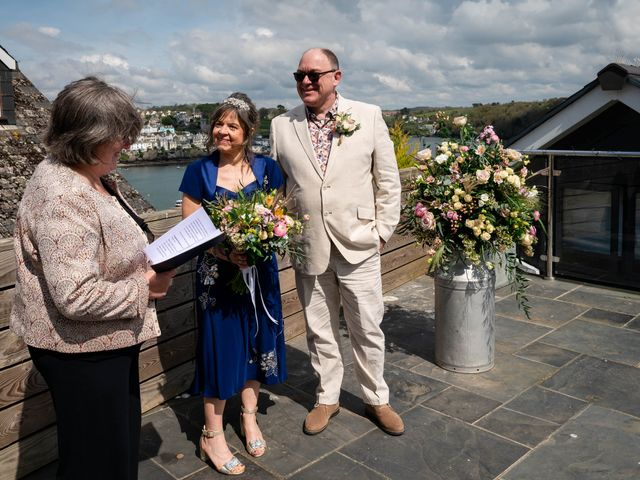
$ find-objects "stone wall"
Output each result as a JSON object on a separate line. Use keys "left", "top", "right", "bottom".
{"left": 0, "top": 68, "right": 154, "bottom": 238}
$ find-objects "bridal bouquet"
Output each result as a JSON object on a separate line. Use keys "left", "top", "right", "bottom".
{"left": 398, "top": 113, "right": 543, "bottom": 314}
{"left": 204, "top": 188, "right": 305, "bottom": 293}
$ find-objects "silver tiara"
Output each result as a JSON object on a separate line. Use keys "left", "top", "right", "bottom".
{"left": 223, "top": 97, "right": 250, "bottom": 111}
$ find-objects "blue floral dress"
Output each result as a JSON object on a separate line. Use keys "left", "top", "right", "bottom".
{"left": 179, "top": 152, "right": 287, "bottom": 400}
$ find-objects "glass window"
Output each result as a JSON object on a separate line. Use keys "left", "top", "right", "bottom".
{"left": 561, "top": 187, "right": 611, "bottom": 255}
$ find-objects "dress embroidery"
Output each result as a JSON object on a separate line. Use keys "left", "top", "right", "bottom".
{"left": 198, "top": 253, "right": 219, "bottom": 286}
{"left": 198, "top": 253, "right": 219, "bottom": 309}
{"left": 260, "top": 350, "right": 278, "bottom": 377}
{"left": 198, "top": 291, "right": 215, "bottom": 310}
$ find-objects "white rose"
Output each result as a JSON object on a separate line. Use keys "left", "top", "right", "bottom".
{"left": 476, "top": 169, "right": 491, "bottom": 184}
{"left": 521, "top": 233, "right": 534, "bottom": 246}
{"left": 453, "top": 116, "right": 467, "bottom": 127}
{"left": 507, "top": 175, "right": 521, "bottom": 188}
{"left": 481, "top": 232, "right": 491, "bottom": 241}
{"left": 504, "top": 148, "right": 522, "bottom": 161}
{"left": 435, "top": 153, "right": 449, "bottom": 164}
{"left": 416, "top": 148, "right": 432, "bottom": 161}
{"left": 340, "top": 119, "right": 357, "bottom": 132}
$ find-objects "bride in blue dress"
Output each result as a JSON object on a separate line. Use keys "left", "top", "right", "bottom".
{"left": 179, "top": 93, "right": 286, "bottom": 476}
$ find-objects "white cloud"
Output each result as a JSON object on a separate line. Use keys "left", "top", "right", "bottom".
{"left": 80, "top": 54, "right": 130, "bottom": 70}
{"left": 374, "top": 74, "right": 411, "bottom": 93}
{"left": 192, "top": 65, "right": 236, "bottom": 84}
{"left": 37, "top": 26, "right": 60, "bottom": 37}
{"left": 256, "top": 28, "right": 274, "bottom": 38}
{"left": 3, "top": 0, "right": 638, "bottom": 108}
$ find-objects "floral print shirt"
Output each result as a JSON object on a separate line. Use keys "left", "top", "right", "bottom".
{"left": 306, "top": 96, "right": 339, "bottom": 174}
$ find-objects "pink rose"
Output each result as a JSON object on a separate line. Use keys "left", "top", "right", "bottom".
{"left": 273, "top": 221, "right": 287, "bottom": 237}
{"left": 529, "top": 226, "right": 537, "bottom": 236}
{"left": 420, "top": 211, "right": 436, "bottom": 230}
{"left": 414, "top": 202, "right": 426, "bottom": 218}
{"left": 533, "top": 210, "right": 540, "bottom": 221}
{"left": 459, "top": 146, "right": 469, "bottom": 152}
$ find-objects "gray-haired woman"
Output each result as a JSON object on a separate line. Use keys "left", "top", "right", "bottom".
{"left": 10, "top": 76, "right": 175, "bottom": 480}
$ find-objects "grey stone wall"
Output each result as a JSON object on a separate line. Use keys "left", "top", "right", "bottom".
{"left": 0, "top": 69, "right": 154, "bottom": 238}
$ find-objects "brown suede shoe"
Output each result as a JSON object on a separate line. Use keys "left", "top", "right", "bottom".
{"left": 364, "top": 404, "right": 405, "bottom": 436}
{"left": 303, "top": 403, "right": 340, "bottom": 435}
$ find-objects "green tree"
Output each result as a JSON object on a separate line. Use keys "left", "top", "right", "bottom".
{"left": 161, "top": 115, "right": 176, "bottom": 127}
{"left": 389, "top": 120, "right": 417, "bottom": 169}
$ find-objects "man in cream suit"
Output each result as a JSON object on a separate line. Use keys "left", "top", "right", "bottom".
{"left": 270, "top": 48, "right": 404, "bottom": 436}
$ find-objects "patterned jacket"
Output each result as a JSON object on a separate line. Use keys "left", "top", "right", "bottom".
{"left": 10, "top": 157, "right": 160, "bottom": 353}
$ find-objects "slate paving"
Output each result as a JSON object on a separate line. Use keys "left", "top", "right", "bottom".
{"left": 23, "top": 275, "right": 640, "bottom": 479}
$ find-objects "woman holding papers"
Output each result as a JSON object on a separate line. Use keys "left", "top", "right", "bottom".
{"left": 10, "top": 77, "right": 175, "bottom": 480}
{"left": 180, "top": 93, "right": 286, "bottom": 476}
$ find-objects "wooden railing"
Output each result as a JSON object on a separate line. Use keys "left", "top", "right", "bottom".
{"left": 0, "top": 168, "right": 426, "bottom": 479}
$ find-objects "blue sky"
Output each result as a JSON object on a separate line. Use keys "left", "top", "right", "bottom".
{"left": 1, "top": 0, "right": 637, "bottom": 109}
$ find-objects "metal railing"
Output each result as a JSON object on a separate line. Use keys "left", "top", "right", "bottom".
{"left": 519, "top": 149, "right": 640, "bottom": 280}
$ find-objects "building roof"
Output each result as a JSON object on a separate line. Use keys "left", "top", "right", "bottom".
{"left": 0, "top": 45, "right": 16, "bottom": 71}
{"left": 509, "top": 63, "right": 640, "bottom": 149}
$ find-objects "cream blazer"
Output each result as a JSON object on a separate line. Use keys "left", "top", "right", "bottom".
{"left": 270, "top": 96, "right": 401, "bottom": 275}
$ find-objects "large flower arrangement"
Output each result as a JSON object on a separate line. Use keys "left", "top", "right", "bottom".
{"left": 398, "top": 113, "right": 543, "bottom": 314}
{"left": 205, "top": 188, "right": 305, "bottom": 292}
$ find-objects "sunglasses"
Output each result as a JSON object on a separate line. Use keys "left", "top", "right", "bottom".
{"left": 293, "top": 69, "right": 337, "bottom": 83}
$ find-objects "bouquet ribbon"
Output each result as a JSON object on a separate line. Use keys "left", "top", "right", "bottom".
{"left": 241, "top": 266, "right": 279, "bottom": 333}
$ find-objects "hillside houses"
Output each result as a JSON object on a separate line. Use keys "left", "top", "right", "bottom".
{"left": 129, "top": 124, "right": 207, "bottom": 153}
{"left": 128, "top": 109, "right": 207, "bottom": 156}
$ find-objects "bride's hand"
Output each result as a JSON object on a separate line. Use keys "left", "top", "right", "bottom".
{"left": 228, "top": 250, "right": 249, "bottom": 269}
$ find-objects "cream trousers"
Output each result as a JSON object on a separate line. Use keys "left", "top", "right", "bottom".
{"left": 295, "top": 246, "right": 389, "bottom": 405}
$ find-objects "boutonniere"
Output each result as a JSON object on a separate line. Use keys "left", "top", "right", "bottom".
{"left": 334, "top": 111, "right": 361, "bottom": 145}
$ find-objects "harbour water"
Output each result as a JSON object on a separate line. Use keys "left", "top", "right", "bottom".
{"left": 118, "top": 164, "right": 187, "bottom": 210}
{"left": 119, "top": 136, "right": 442, "bottom": 210}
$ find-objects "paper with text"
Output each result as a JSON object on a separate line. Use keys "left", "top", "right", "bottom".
{"left": 144, "top": 206, "right": 223, "bottom": 270}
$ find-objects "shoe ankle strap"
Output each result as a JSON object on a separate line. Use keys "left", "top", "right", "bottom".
{"left": 201, "top": 425, "right": 223, "bottom": 438}
{"left": 241, "top": 405, "right": 258, "bottom": 415}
